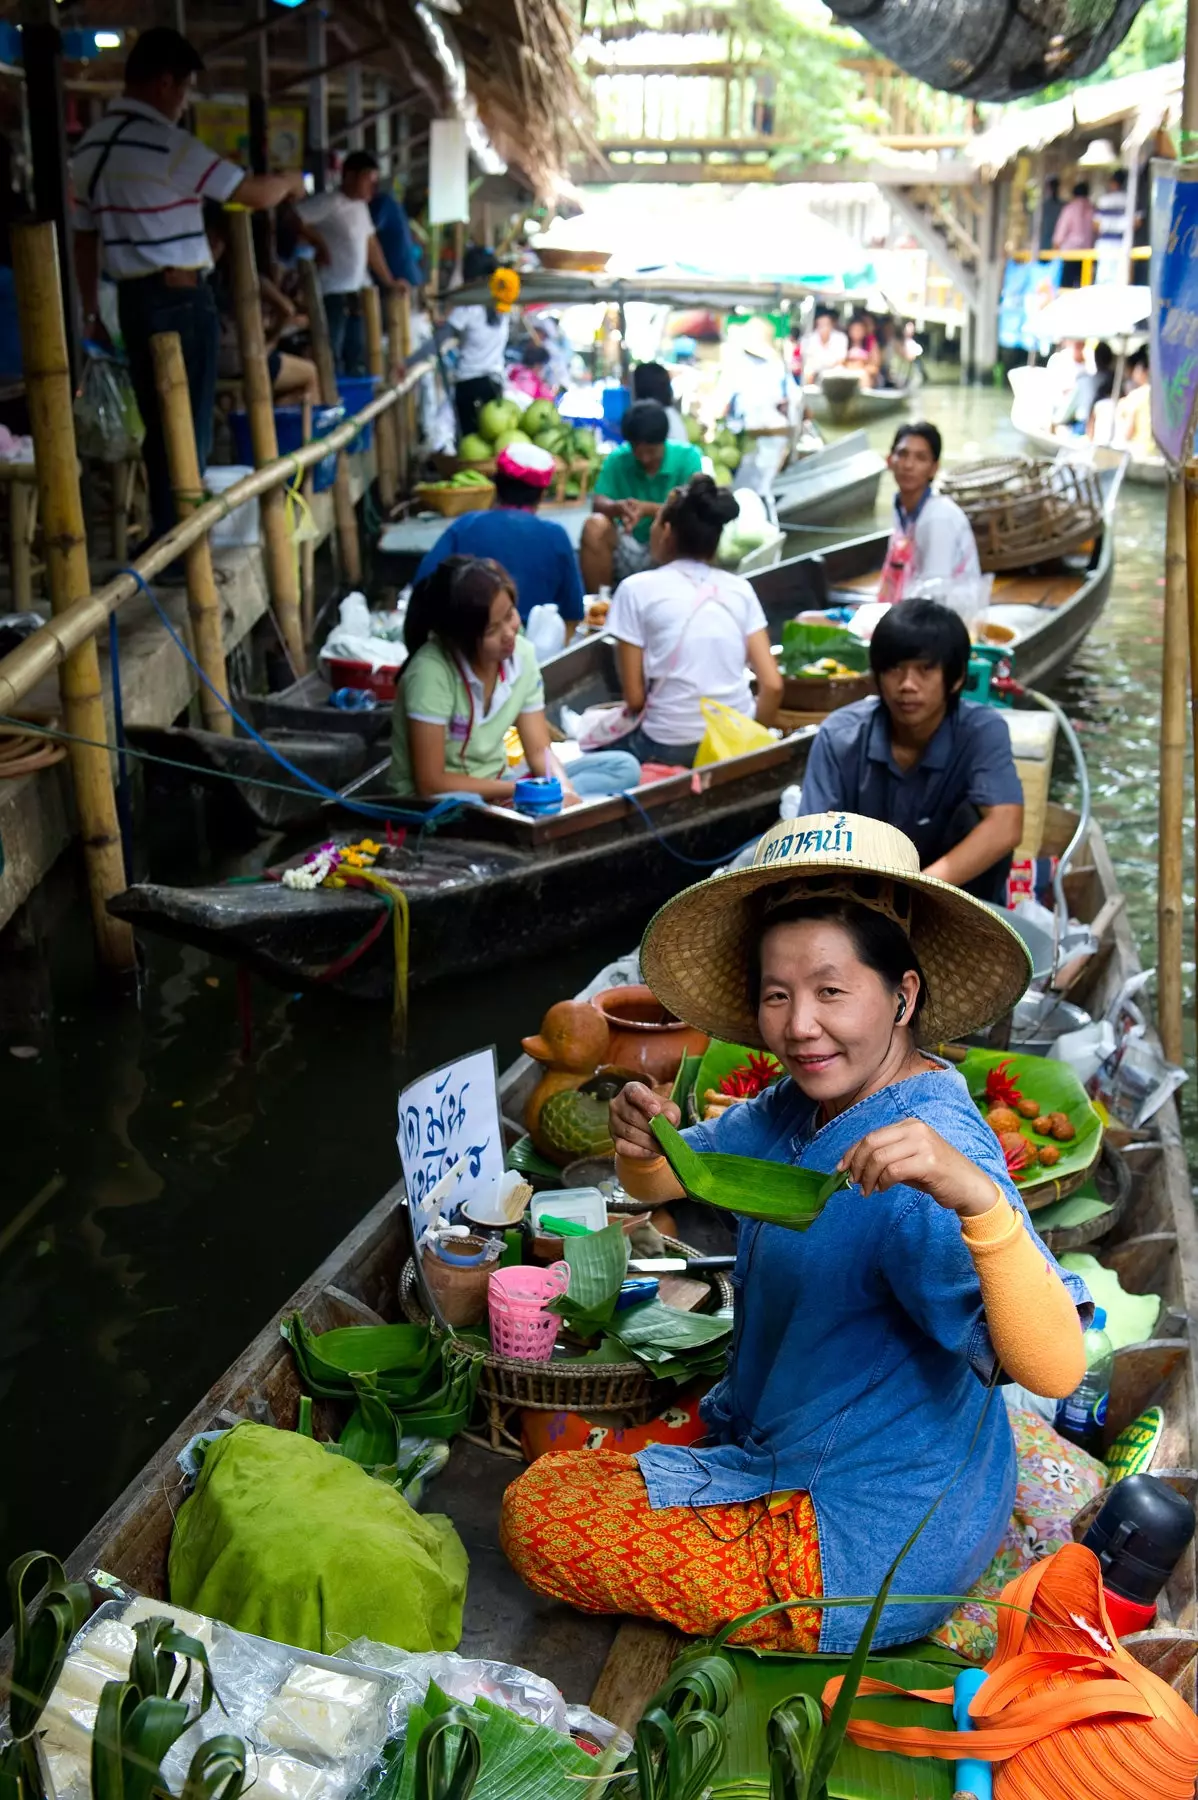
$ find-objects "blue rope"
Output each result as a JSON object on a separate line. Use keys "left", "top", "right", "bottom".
{"left": 121, "top": 568, "right": 463, "bottom": 827}
{"left": 619, "top": 787, "right": 762, "bottom": 868}
{"left": 108, "top": 610, "right": 134, "bottom": 872}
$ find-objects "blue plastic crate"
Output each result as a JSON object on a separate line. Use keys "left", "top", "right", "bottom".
{"left": 229, "top": 403, "right": 345, "bottom": 492}
{"left": 336, "top": 375, "right": 379, "bottom": 453}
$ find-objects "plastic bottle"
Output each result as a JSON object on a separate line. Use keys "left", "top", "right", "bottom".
{"left": 1055, "top": 1307, "right": 1114, "bottom": 1454}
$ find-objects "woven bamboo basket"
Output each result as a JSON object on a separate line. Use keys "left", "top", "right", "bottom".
{"left": 400, "top": 1238, "right": 733, "bottom": 1455}
{"left": 431, "top": 452, "right": 593, "bottom": 504}
{"left": 415, "top": 480, "right": 495, "bottom": 517}
{"left": 939, "top": 456, "right": 1103, "bottom": 573}
{"left": 1034, "top": 1142, "right": 1131, "bottom": 1253}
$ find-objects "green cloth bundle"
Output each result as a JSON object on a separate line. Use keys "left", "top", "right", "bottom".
{"left": 169, "top": 1421, "right": 468, "bottom": 1655}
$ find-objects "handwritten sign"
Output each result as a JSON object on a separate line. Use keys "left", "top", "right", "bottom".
{"left": 397, "top": 1047, "right": 504, "bottom": 1245}
{"left": 1150, "top": 159, "right": 1198, "bottom": 465}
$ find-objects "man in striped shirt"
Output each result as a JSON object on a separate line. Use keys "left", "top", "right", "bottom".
{"left": 71, "top": 28, "right": 306, "bottom": 546}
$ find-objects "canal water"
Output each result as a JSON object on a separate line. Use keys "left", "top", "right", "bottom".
{"left": 0, "top": 384, "right": 1190, "bottom": 1605}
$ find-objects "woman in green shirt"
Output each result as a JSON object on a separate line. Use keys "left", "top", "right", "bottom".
{"left": 390, "top": 556, "right": 641, "bottom": 803}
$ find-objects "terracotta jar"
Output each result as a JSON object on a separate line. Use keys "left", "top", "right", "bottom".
{"left": 590, "top": 984, "right": 708, "bottom": 1084}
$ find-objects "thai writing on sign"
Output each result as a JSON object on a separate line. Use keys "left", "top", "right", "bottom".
{"left": 396, "top": 1047, "right": 505, "bottom": 1234}
{"left": 1151, "top": 160, "right": 1198, "bottom": 464}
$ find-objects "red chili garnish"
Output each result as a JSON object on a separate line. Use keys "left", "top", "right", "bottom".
{"left": 984, "top": 1059, "right": 1023, "bottom": 1109}
{"left": 1001, "top": 1135, "right": 1034, "bottom": 1173}
{"left": 719, "top": 1051, "right": 781, "bottom": 1098}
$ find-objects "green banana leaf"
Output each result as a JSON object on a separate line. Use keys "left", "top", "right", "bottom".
{"left": 956, "top": 1047, "right": 1102, "bottom": 1190}
{"left": 179, "top": 1737, "right": 249, "bottom": 1800}
{"left": 284, "top": 1315, "right": 483, "bottom": 1439}
{"left": 1025, "top": 1180, "right": 1112, "bottom": 1234}
{"left": 90, "top": 1616, "right": 230, "bottom": 1800}
{"left": 671, "top": 1051, "right": 706, "bottom": 1116}
{"left": 690, "top": 1042, "right": 783, "bottom": 1121}
{"left": 777, "top": 621, "right": 870, "bottom": 678}
{"left": 652, "top": 1117, "right": 848, "bottom": 1227}
{"left": 397, "top": 1681, "right": 596, "bottom": 1800}
{"left": 1, "top": 1551, "right": 92, "bottom": 1800}
{"left": 549, "top": 1221, "right": 630, "bottom": 1337}
{"left": 506, "top": 1135, "right": 561, "bottom": 1180}
{"left": 609, "top": 1299, "right": 732, "bottom": 1368}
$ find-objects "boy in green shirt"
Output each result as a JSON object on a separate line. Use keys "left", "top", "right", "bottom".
{"left": 581, "top": 400, "right": 702, "bottom": 591}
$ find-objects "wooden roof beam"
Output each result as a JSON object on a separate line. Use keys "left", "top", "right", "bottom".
{"left": 268, "top": 36, "right": 389, "bottom": 98}
{"left": 195, "top": 0, "right": 320, "bottom": 62}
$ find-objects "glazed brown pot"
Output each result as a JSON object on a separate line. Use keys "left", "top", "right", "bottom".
{"left": 590, "top": 984, "right": 708, "bottom": 1084}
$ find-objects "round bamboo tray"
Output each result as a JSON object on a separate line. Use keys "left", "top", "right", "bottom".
{"left": 400, "top": 1239, "right": 733, "bottom": 1455}
{"left": 431, "top": 452, "right": 593, "bottom": 504}
{"left": 939, "top": 456, "right": 1103, "bottom": 573}
{"left": 1034, "top": 1141, "right": 1131, "bottom": 1252}
{"left": 1017, "top": 1124, "right": 1105, "bottom": 1212}
{"left": 415, "top": 480, "right": 495, "bottom": 517}
{"left": 535, "top": 247, "right": 611, "bottom": 273}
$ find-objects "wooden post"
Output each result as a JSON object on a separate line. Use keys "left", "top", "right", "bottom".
{"left": 151, "top": 332, "right": 234, "bottom": 737}
{"left": 300, "top": 258, "right": 362, "bottom": 586}
{"left": 11, "top": 220, "right": 135, "bottom": 972}
{"left": 226, "top": 209, "right": 305, "bottom": 670}
{"left": 10, "top": 477, "right": 35, "bottom": 610}
{"left": 363, "top": 285, "right": 397, "bottom": 509}
{"left": 386, "top": 285, "right": 413, "bottom": 491}
{"left": 300, "top": 397, "right": 316, "bottom": 645}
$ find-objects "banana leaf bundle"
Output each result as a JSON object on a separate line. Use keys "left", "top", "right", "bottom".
{"left": 549, "top": 1224, "right": 732, "bottom": 1385}
{"left": 282, "top": 1315, "right": 482, "bottom": 1440}
{"left": 395, "top": 1678, "right": 597, "bottom": 1800}
{"left": 651, "top": 1118, "right": 848, "bottom": 1228}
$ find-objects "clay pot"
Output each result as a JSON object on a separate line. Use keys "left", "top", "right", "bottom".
{"left": 590, "top": 985, "right": 709, "bottom": 1084}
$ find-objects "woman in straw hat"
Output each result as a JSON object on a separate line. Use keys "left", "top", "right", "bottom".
{"left": 501, "top": 813, "right": 1094, "bottom": 1654}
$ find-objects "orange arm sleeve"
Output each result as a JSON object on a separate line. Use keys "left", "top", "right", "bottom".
{"left": 615, "top": 1152, "right": 685, "bottom": 1206}
{"left": 960, "top": 1194, "right": 1087, "bottom": 1399}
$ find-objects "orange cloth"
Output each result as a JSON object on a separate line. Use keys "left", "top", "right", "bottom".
{"left": 960, "top": 1194, "right": 1086, "bottom": 1399}
{"left": 500, "top": 1450, "right": 823, "bottom": 1649}
{"left": 821, "top": 1542, "right": 1198, "bottom": 1800}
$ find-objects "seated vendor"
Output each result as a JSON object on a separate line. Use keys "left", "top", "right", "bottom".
{"left": 413, "top": 443, "right": 584, "bottom": 640}
{"left": 606, "top": 473, "right": 783, "bottom": 767}
{"left": 798, "top": 599, "right": 1024, "bottom": 904}
{"left": 501, "top": 813, "right": 1091, "bottom": 1653}
{"left": 879, "top": 421, "right": 980, "bottom": 603}
{"left": 389, "top": 555, "right": 640, "bottom": 803}
{"left": 580, "top": 400, "right": 702, "bottom": 593}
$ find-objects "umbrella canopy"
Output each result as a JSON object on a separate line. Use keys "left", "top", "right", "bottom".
{"left": 1034, "top": 284, "right": 1152, "bottom": 344}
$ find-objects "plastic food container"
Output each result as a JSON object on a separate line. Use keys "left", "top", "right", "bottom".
{"left": 203, "top": 465, "right": 259, "bottom": 548}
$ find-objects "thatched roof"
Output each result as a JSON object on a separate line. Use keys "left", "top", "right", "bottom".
{"left": 966, "top": 60, "right": 1180, "bottom": 177}
{"left": 43, "top": 0, "right": 591, "bottom": 199}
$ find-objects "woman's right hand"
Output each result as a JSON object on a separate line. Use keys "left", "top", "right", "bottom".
{"left": 610, "top": 1081, "right": 680, "bottom": 1160}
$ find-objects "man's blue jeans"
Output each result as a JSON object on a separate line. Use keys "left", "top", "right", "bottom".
{"left": 118, "top": 274, "right": 220, "bottom": 544}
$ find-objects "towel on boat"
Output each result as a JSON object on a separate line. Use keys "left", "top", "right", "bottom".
{"left": 168, "top": 1421, "right": 468, "bottom": 1655}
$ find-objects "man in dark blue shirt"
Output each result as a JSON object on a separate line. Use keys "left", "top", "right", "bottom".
{"left": 798, "top": 599, "right": 1024, "bottom": 903}
{"left": 413, "top": 442, "right": 585, "bottom": 634}
{"left": 369, "top": 185, "right": 421, "bottom": 288}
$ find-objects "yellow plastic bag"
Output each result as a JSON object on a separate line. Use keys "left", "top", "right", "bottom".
{"left": 693, "top": 698, "right": 777, "bottom": 767}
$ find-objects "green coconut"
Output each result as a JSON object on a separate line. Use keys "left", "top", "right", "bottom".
{"left": 522, "top": 400, "right": 560, "bottom": 436}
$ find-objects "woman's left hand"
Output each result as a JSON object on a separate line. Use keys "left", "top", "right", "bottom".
{"left": 839, "top": 1121, "right": 999, "bottom": 1219}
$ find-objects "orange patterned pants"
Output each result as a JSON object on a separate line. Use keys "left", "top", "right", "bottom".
{"left": 500, "top": 1450, "right": 823, "bottom": 1650}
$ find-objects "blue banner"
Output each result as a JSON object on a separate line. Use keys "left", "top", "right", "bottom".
{"left": 998, "top": 257, "right": 1062, "bottom": 352}
{"left": 1150, "top": 159, "right": 1198, "bottom": 464}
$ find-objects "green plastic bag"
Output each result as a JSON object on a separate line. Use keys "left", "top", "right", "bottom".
{"left": 169, "top": 1421, "right": 468, "bottom": 1655}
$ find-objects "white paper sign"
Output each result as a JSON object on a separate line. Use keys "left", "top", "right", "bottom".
{"left": 429, "top": 118, "right": 469, "bottom": 225}
{"left": 396, "top": 1047, "right": 504, "bottom": 1243}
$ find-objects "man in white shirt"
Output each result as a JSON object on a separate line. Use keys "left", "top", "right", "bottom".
{"left": 71, "top": 27, "right": 305, "bottom": 546}
{"left": 1094, "top": 169, "right": 1133, "bottom": 283}
{"left": 799, "top": 309, "right": 849, "bottom": 382}
{"left": 1044, "top": 338, "right": 1089, "bottom": 407}
{"left": 878, "top": 420, "right": 980, "bottom": 603}
{"left": 296, "top": 150, "right": 400, "bottom": 374}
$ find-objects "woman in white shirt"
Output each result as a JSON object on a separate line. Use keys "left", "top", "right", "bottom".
{"left": 607, "top": 474, "right": 784, "bottom": 767}
{"left": 448, "top": 246, "right": 511, "bottom": 437}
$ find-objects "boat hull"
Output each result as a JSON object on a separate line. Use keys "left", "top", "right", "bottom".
{"left": 1008, "top": 366, "right": 1168, "bottom": 486}
{"left": 773, "top": 430, "right": 886, "bottom": 528}
{"left": 803, "top": 379, "right": 909, "bottom": 426}
{"left": 128, "top": 723, "right": 372, "bottom": 831}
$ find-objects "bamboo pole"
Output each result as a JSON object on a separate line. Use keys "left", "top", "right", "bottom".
{"left": 300, "top": 396, "right": 316, "bottom": 645}
{"left": 386, "top": 285, "right": 413, "bottom": 492}
{"left": 151, "top": 332, "right": 234, "bottom": 737}
{"left": 10, "top": 478, "right": 34, "bottom": 609}
{"left": 1159, "top": 2, "right": 1198, "bottom": 1064}
{"left": 226, "top": 209, "right": 305, "bottom": 670}
{"left": 363, "top": 284, "right": 398, "bottom": 510}
{"left": 10, "top": 220, "right": 135, "bottom": 972}
{"left": 300, "top": 258, "right": 362, "bottom": 586}
{"left": 0, "top": 351, "right": 438, "bottom": 716}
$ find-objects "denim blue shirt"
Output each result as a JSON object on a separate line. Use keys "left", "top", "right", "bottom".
{"left": 636, "top": 1063, "right": 1091, "bottom": 1651}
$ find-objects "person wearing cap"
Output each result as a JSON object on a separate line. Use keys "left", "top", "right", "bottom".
{"left": 71, "top": 27, "right": 308, "bottom": 548}
{"left": 581, "top": 399, "right": 702, "bottom": 592}
{"left": 501, "top": 813, "right": 1091, "bottom": 1652}
{"left": 799, "top": 599, "right": 1024, "bottom": 904}
{"left": 413, "top": 443, "right": 584, "bottom": 638}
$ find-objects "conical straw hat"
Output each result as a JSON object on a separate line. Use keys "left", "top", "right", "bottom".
{"left": 641, "top": 811, "right": 1032, "bottom": 1049}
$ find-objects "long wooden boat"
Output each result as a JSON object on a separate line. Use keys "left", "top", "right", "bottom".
{"left": 803, "top": 373, "right": 909, "bottom": 426}
{"left": 108, "top": 634, "right": 815, "bottom": 1000}
{"left": 8, "top": 809, "right": 1197, "bottom": 1731}
{"left": 772, "top": 430, "right": 886, "bottom": 529}
{"left": 1008, "top": 365, "right": 1168, "bottom": 487}
{"left": 127, "top": 721, "right": 375, "bottom": 833}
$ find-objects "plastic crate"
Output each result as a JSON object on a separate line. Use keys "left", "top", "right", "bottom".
{"left": 229, "top": 403, "right": 344, "bottom": 493}
{"left": 336, "top": 375, "right": 379, "bottom": 453}
{"left": 322, "top": 656, "right": 400, "bottom": 702}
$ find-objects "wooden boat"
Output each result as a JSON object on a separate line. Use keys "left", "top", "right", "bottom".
{"left": 802, "top": 372, "right": 909, "bottom": 427}
{"left": 8, "top": 809, "right": 1197, "bottom": 1728}
{"left": 1009, "top": 365, "right": 1168, "bottom": 487}
{"left": 772, "top": 430, "right": 886, "bottom": 529}
{"left": 108, "top": 635, "right": 815, "bottom": 1000}
{"left": 238, "top": 671, "right": 394, "bottom": 747}
{"left": 127, "top": 720, "right": 375, "bottom": 833}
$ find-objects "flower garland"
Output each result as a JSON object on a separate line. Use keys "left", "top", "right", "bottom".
{"left": 280, "top": 839, "right": 383, "bottom": 891}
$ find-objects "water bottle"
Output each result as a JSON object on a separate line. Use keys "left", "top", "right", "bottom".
{"left": 1055, "top": 1306, "right": 1114, "bottom": 1454}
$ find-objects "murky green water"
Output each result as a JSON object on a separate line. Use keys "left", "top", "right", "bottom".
{"left": 0, "top": 382, "right": 1188, "bottom": 1606}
